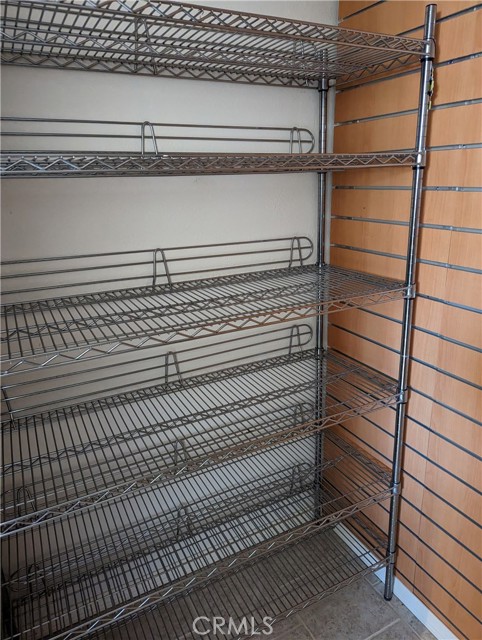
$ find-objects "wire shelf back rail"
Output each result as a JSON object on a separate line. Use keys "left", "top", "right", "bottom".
{"left": 0, "top": 117, "right": 316, "bottom": 155}
{"left": 0, "top": 0, "right": 429, "bottom": 88}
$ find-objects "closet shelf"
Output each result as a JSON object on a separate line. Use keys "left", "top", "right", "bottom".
{"left": 1, "top": 264, "right": 406, "bottom": 375}
{"left": 3, "top": 433, "right": 391, "bottom": 640}
{"left": 0, "top": 1, "right": 429, "bottom": 88}
{"left": 0, "top": 150, "right": 416, "bottom": 178}
{"left": 95, "top": 519, "right": 388, "bottom": 640}
{"left": 1, "top": 349, "right": 397, "bottom": 534}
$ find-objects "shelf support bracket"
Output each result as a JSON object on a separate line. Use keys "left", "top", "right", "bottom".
{"left": 384, "top": 3, "right": 437, "bottom": 601}
{"left": 164, "top": 351, "right": 183, "bottom": 386}
{"left": 288, "top": 236, "right": 305, "bottom": 268}
{"left": 141, "top": 121, "right": 159, "bottom": 156}
{"left": 152, "top": 248, "right": 172, "bottom": 288}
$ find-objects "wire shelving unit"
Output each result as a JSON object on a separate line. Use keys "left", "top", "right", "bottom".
{"left": 0, "top": 2, "right": 436, "bottom": 639}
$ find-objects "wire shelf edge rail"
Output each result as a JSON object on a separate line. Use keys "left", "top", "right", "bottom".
{"left": 0, "top": 116, "right": 416, "bottom": 178}
{"left": 0, "top": 151, "right": 417, "bottom": 178}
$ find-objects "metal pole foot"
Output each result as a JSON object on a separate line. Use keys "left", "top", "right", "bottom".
{"left": 384, "top": 558, "right": 395, "bottom": 600}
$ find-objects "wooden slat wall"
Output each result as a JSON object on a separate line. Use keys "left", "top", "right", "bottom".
{"left": 332, "top": 2, "right": 482, "bottom": 638}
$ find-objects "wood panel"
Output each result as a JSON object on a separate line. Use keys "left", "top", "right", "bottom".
{"left": 333, "top": 3, "right": 481, "bottom": 637}
{"left": 338, "top": 0, "right": 378, "bottom": 20}
{"left": 415, "top": 589, "right": 481, "bottom": 640}
{"left": 429, "top": 406, "right": 481, "bottom": 455}
{"left": 432, "top": 301, "right": 482, "bottom": 349}
{"left": 340, "top": 1, "right": 480, "bottom": 36}
{"left": 333, "top": 191, "right": 482, "bottom": 229}
{"left": 332, "top": 187, "right": 411, "bottom": 219}
{"left": 328, "top": 325, "right": 399, "bottom": 376}
{"left": 335, "top": 58, "right": 482, "bottom": 123}
{"left": 448, "top": 230, "right": 482, "bottom": 270}
{"left": 330, "top": 307, "right": 401, "bottom": 348}
{"left": 334, "top": 104, "right": 482, "bottom": 153}
{"left": 412, "top": 8, "right": 482, "bottom": 63}
{"left": 331, "top": 218, "right": 409, "bottom": 254}
{"left": 421, "top": 191, "right": 482, "bottom": 228}
{"left": 332, "top": 219, "right": 465, "bottom": 266}
{"left": 331, "top": 246, "right": 405, "bottom": 279}
{"left": 333, "top": 149, "right": 482, "bottom": 187}
{"left": 417, "top": 515, "right": 481, "bottom": 586}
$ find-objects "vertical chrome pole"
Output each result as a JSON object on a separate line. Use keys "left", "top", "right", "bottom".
{"left": 315, "top": 77, "right": 329, "bottom": 519}
{"left": 384, "top": 4, "right": 436, "bottom": 600}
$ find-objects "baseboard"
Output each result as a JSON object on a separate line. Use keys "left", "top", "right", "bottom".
{"left": 334, "top": 523, "right": 457, "bottom": 640}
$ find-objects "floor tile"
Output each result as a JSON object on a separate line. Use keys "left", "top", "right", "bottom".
{"left": 270, "top": 615, "right": 314, "bottom": 639}
{"left": 368, "top": 620, "right": 420, "bottom": 639}
{"left": 367, "top": 576, "right": 436, "bottom": 640}
{"left": 298, "top": 579, "right": 399, "bottom": 640}
{"left": 364, "top": 573, "right": 382, "bottom": 587}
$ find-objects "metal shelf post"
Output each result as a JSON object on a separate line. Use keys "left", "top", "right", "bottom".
{"left": 315, "top": 77, "right": 329, "bottom": 519}
{"left": 384, "top": 3, "right": 437, "bottom": 600}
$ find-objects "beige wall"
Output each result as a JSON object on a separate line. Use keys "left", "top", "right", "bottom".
{"left": 1, "top": 1, "right": 337, "bottom": 261}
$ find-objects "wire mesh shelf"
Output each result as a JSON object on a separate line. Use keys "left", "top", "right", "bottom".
{"left": 0, "top": 117, "right": 417, "bottom": 178}
{"left": 2, "top": 434, "right": 391, "bottom": 640}
{"left": 1, "top": 237, "right": 406, "bottom": 376}
{"left": 1, "top": 348, "right": 397, "bottom": 534}
{"left": 0, "top": 0, "right": 429, "bottom": 88}
{"left": 0, "top": 114, "right": 416, "bottom": 179}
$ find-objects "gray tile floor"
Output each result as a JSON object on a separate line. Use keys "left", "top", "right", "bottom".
{"left": 270, "top": 575, "right": 436, "bottom": 640}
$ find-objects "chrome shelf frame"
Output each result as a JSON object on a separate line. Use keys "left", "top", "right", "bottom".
{"left": 3, "top": 434, "right": 391, "bottom": 640}
{"left": 0, "top": 0, "right": 429, "bottom": 88}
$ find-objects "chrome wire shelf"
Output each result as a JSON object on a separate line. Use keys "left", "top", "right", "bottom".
{"left": 3, "top": 434, "right": 391, "bottom": 640}
{"left": 93, "top": 519, "right": 388, "bottom": 640}
{"left": 0, "top": 150, "right": 416, "bottom": 178}
{"left": 1, "top": 262, "right": 406, "bottom": 375}
{"left": 1, "top": 349, "right": 397, "bottom": 534}
{"left": 0, "top": 0, "right": 429, "bottom": 88}
{"left": 2, "top": 324, "right": 316, "bottom": 418}
{"left": 95, "top": 517, "right": 389, "bottom": 640}
{"left": 0, "top": 115, "right": 415, "bottom": 178}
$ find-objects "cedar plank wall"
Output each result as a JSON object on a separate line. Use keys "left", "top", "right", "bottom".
{"left": 331, "top": 2, "right": 482, "bottom": 638}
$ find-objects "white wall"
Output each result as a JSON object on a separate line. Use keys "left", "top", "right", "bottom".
{"left": 1, "top": 0, "right": 338, "bottom": 260}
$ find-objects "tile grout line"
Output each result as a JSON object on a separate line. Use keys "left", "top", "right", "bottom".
{"left": 361, "top": 618, "right": 402, "bottom": 640}
{"left": 364, "top": 576, "right": 432, "bottom": 640}
{"left": 295, "top": 614, "right": 318, "bottom": 640}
